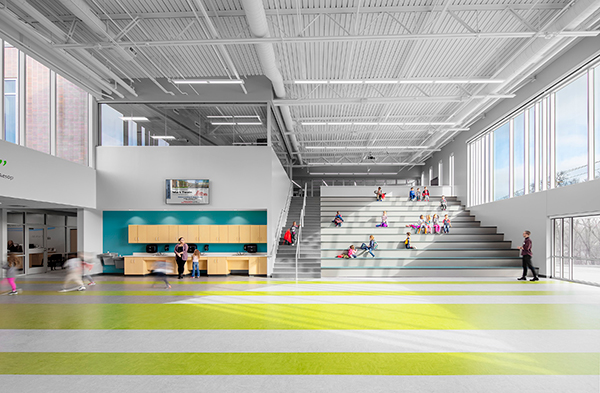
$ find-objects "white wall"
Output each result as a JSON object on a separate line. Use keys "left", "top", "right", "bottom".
{"left": 96, "top": 146, "right": 291, "bottom": 273}
{"left": 471, "top": 178, "right": 600, "bottom": 276}
{"left": 78, "top": 208, "right": 103, "bottom": 274}
{"left": 0, "top": 140, "right": 96, "bottom": 208}
{"left": 96, "top": 146, "right": 275, "bottom": 211}
{"left": 321, "top": 185, "right": 452, "bottom": 197}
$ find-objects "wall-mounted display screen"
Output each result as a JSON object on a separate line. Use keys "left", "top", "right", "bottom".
{"left": 165, "top": 179, "right": 209, "bottom": 205}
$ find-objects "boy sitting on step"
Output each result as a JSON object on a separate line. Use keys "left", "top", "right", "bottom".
{"left": 404, "top": 232, "right": 416, "bottom": 249}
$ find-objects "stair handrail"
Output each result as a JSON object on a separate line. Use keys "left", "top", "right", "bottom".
{"left": 270, "top": 181, "right": 294, "bottom": 261}
{"left": 295, "top": 183, "right": 308, "bottom": 281}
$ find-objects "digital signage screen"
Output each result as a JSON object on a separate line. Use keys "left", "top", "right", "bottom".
{"left": 165, "top": 179, "right": 209, "bottom": 205}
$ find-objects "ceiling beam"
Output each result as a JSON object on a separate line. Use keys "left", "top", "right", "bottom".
{"left": 30, "top": 4, "right": 570, "bottom": 22}
{"left": 273, "top": 95, "right": 514, "bottom": 106}
{"left": 285, "top": 128, "right": 469, "bottom": 135}
{"left": 52, "top": 31, "right": 600, "bottom": 49}
{"left": 293, "top": 162, "right": 426, "bottom": 167}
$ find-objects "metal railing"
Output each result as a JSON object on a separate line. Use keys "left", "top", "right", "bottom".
{"left": 270, "top": 182, "right": 294, "bottom": 262}
{"left": 295, "top": 183, "right": 308, "bottom": 281}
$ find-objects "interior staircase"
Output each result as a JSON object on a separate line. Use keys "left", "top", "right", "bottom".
{"left": 320, "top": 195, "right": 523, "bottom": 277}
{"left": 272, "top": 196, "right": 322, "bottom": 279}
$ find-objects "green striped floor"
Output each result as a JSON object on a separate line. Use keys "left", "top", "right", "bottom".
{"left": 1, "top": 274, "right": 599, "bottom": 393}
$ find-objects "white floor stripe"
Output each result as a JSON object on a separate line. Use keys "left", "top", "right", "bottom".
{"left": 166, "top": 294, "right": 600, "bottom": 305}
{"left": 3, "top": 375, "right": 598, "bottom": 393}
{"left": 1, "top": 329, "right": 599, "bottom": 354}
{"left": 244, "top": 283, "right": 600, "bottom": 292}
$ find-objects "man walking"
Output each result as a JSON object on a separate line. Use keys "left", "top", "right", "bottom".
{"left": 517, "top": 230, "right": 539, "bottom": 282}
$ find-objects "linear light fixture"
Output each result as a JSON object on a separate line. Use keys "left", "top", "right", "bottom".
{"left": 211, "top": 122, "right": 263, "bottom": 126}
{"left": 310, "top": 172, "right": 399, "bottom": 175}
{"left": 293, "top": 79, "right": 504, "bottom": 84}
{"left": 120, "top": 116, "right": 149, "bottom": 121}
{"left": 301, "top": 122, "right": 455, "bottom": 126}
{"left": 172, "top": 79, "right": 245, "bottom": 84}
{"left": 150, "top": 135, "right": 176, "bottom": 140}
{"left": 305, "top": 146, "right": 428, "bottom": 150}
{"left": 206, "top": 115, "right": 233, "bottom": 118}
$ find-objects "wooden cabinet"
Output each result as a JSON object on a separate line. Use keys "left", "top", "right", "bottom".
{"left": 240, "top": 225, "right": 251, "bottom": 243}
{"left": 209, "top": 225, "right": 220, "bottom": 243}
{"left": 199, "top": 226, "right": 210, "bottom": 243}
{"left": 259, "top": 225, "right": 267, "bottom": 243}
{"left": 170, "top": 225, "right": 188, "bottom": 243}
{"left": 128, "top": 225, "right": 139, "bottom": 243}
{"left": 248, "top": 257, "right": 258, "bottom": 275}
{"left": 228, "top": 225, "right": 240, "bottom": 243}
{"left": 124, "top": 257, "right": 146, "bottom": 275}
{"left": 258, "top": 257, "right": 267, "bottom": 275}
{"left": 147, "top": 225, "right": 159, "bottom": 242}
{"left": 158, "top": 225, "right": 173, "bottom": 243}
{"left": 219, "top": 226, "right": 228, "bottom": 243}
{"left": 207, "top": 257, "right": 228, "bottom": 275}
{"left": 250, "top": 225, "right": 260, "bottom": 243}
{"left": 188, "top": 225, "right": 199, "bottom": 243}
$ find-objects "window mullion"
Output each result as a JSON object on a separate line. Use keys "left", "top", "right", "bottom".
{"left": 549, "top": 94, "right": 556, "bottom": 189}
{"left": 588, "top": 69, "right": 595, "bottom": 181}
{"left": 524, "top": 108, "right": 530, "bottom": 195}
{"left": 18, "top": 50, "right": 25, "bottom": 146}
{"left": 509, "top": 118, "right": 514, "bottom": 198}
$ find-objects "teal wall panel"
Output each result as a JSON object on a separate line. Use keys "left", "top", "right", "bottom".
{"left": 102, "top": 211, "right": 267, "bottom": 272}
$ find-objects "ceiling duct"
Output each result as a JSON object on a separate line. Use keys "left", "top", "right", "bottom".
{"left": 240, "top": 0, "right": 302, "bottom": 164}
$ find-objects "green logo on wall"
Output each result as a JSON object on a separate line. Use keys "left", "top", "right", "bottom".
{"left": 0, "top": 159, "right": 6, "bottom": 166}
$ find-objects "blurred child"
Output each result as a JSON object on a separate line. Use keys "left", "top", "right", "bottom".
{"left": 374, "top": 187, "right": 384, "bottom": 201}
{"left": 60, "top": 255, "right": 86, "bottom": 292}
{"left": 416, "top": 188, "right": 422, "bottom": 201}
{"left": 432, "top": 214, "right": 441, "bottom": 234}
{"left": 332, "top": 211, "right": 344, "bottom": 227}
{"left": 405, "top": 220, "right": 420, "bottom": 233}
{"left": 191, "top": 249, "right": 201, "bottom": 278}
{"left": 151, "top": 260, "right": 172, "bottom": 289}
{"left": 409, "top": 187, "right": 416, "bottom": 201}
{"left": 81, "top": 252, "right": 96, "bottom": 286}
{"left": 290, "top": 221, "right": 299, "bottom": 245}
{"left": 417, "top": 214, "right": 426, "bottom": 234}
{"left": 347, "top": 245, "right": 357, "bottom": 258}
{"left": 1, "top": 255, "right": 19, "bottom": 295}
{"left": 425, "top": 215, "right": 432, "bottom": 234}
{"left": 361, "top": 235, "right": 377, "bottom": 257}
{"left": 422, "top": 187, "right": 430, "bottom": 202}
{"left": 376, "top": 211, "right": 388, "bottom": 227}
{"left": 440, "top": 195, "right": 447, "bottom": 211}
{"left": 443, "top": 214, "right": 452, "bottom": 234}
{"left": 404, "top": 232, "right": 416, "bottom": 249}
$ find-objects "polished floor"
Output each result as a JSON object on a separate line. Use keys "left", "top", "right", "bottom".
{"left": 1, "top": 272, "right": 599, "bottom": 393}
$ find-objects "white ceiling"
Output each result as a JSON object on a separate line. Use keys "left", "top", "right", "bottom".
{"left": 2, "top": 0, "right": 600, "bottom": 173}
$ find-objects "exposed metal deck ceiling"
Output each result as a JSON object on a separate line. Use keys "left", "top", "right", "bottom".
{"left": 2, "top": 0, "right": 600, "bottom": 172}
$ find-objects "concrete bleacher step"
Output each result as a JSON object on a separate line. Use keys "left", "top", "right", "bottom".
{"left": 321, "top": 196, "right": 459, "bottom": 202}
{"left": 321, "top": 248, "right": 520, "bottom": 258}
{"left": 321, "top": 257, "right": 522, "bottom": 268}
{"left": 321, "top": 206, "right": 464, "bottom": 212}
{"left": 322, "top": 233, "right": 505, "bottom": 242}
{"left": 321, "top": 241, "right": 513, "bottom": 249}
{"left": 321, "top": 221, "right": 481, "bottom": 228}
{"left": 321, "top": 227, "right": 498, "bottom": 235}
{"left": 321, "top": 267, "right": 524, "bottom": 277}
{"left": 321, "top": 215, "right": 476, "bottom": 222}
{"left": 321, "top": 210, "right": 471, "bottom": 218}
{"left": 321, "top": 201, "right": 462, "bottom": 207}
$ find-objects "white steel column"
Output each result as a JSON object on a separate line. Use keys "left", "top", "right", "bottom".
{"left": 534, "top": 102, "right": 540, "bottom": 192}
{"left": 0, "top": 210, "right": 7, "bottom": 275}
{"left": 488, "top": 133, "right": 493, "bottom": 203}
{"left": 509, "top": 118, "right": 514, "bottom": 198}
{"left": 549, "top": 94, "right": 556, "bottom": 189}
{"left": 524, "top": 108, "right": 530, "bottom": 195}
{"left": 588, "top": 69, "right": 595, "bottom": 181}
{"left": 88, "top": 96, "right": 97, "bottom": 168}
{"left": 18, "top": 51, "right": 25, "bottom": 146}
{"left": 0, "top": 39, "right": 4, "bottom": 140}
{"left": 50, "top": 70, "right": 56, "bottom": 156}
{"left": 267, "top": 102, "right": 272, "bottom": 147}
{"left": 541, "top": 98, "right": 547, "bottom": 191}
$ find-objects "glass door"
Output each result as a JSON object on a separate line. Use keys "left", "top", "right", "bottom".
{"left": 26, "top": 226, "right": 47, "bottom": 274}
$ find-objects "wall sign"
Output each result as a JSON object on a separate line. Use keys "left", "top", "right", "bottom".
{"left": 0, "top": 159, "right": 14, "bottom": 181}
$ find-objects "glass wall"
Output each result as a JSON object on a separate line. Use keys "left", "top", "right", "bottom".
{"left": 552, "top": 215, "right": 600, "bottom": 285}
{"left": 99, "top": 103, "right": 269, "bottom": 147}
{"left": 1, "top": 40, "right": 91, "bottom": 166}
{"left": 468, "top": 62, "right": 599, "bottom": 206}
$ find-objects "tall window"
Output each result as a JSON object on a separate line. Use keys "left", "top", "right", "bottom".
{"left": 4, "top": 42, "right": 19, "bottom": 144}
{"left": 100, "top": 105, "right": 124, "bottom": 146}
{"left": 595, "top": 65, "right": 600, "bottom": 178}
{"left": 553, "top": 215, "right": 600, "bottom": 285}
{"left": 513, "top": 112, "right": 525, "bottom": 196}
{"left": 25, "top": 56, "right": 50, "bottom": 154}
{"left": 493, "top": 122, "right": 509, "bottom": 201}
{"left": 555, "top": 74, "right": 588, "bottom": 186}
{"left": 57, "top": 75, "right": 88, "bottom": 165}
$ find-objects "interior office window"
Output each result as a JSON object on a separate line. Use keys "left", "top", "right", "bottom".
{"left": 528, "top": 107, "right": 535, "bottom": 193}
{"left": 555, "top": 74, "right": 588, "bottom": 186}
{"left": 127, "top": 120, "right": 138, "bottom": 146}
{"left": 57, "top": 75, "right": 88, "bottom": 165}
{"left": 25, "top": 56, "right": 50, "bottom": 154}
{"left": 513, "top": 112, "right": 525, "bottom": 196}
{"left": 4, "top": 43, "right": 19, "bottom": 144}
{"left": 595, "top": 65, "right": 600, "bottom": 178}
{"left": 493, "top": 122, "right": 510, "bottom": 201}
{"left": 100, "top": 104, "right": 124, "bottom": 146}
